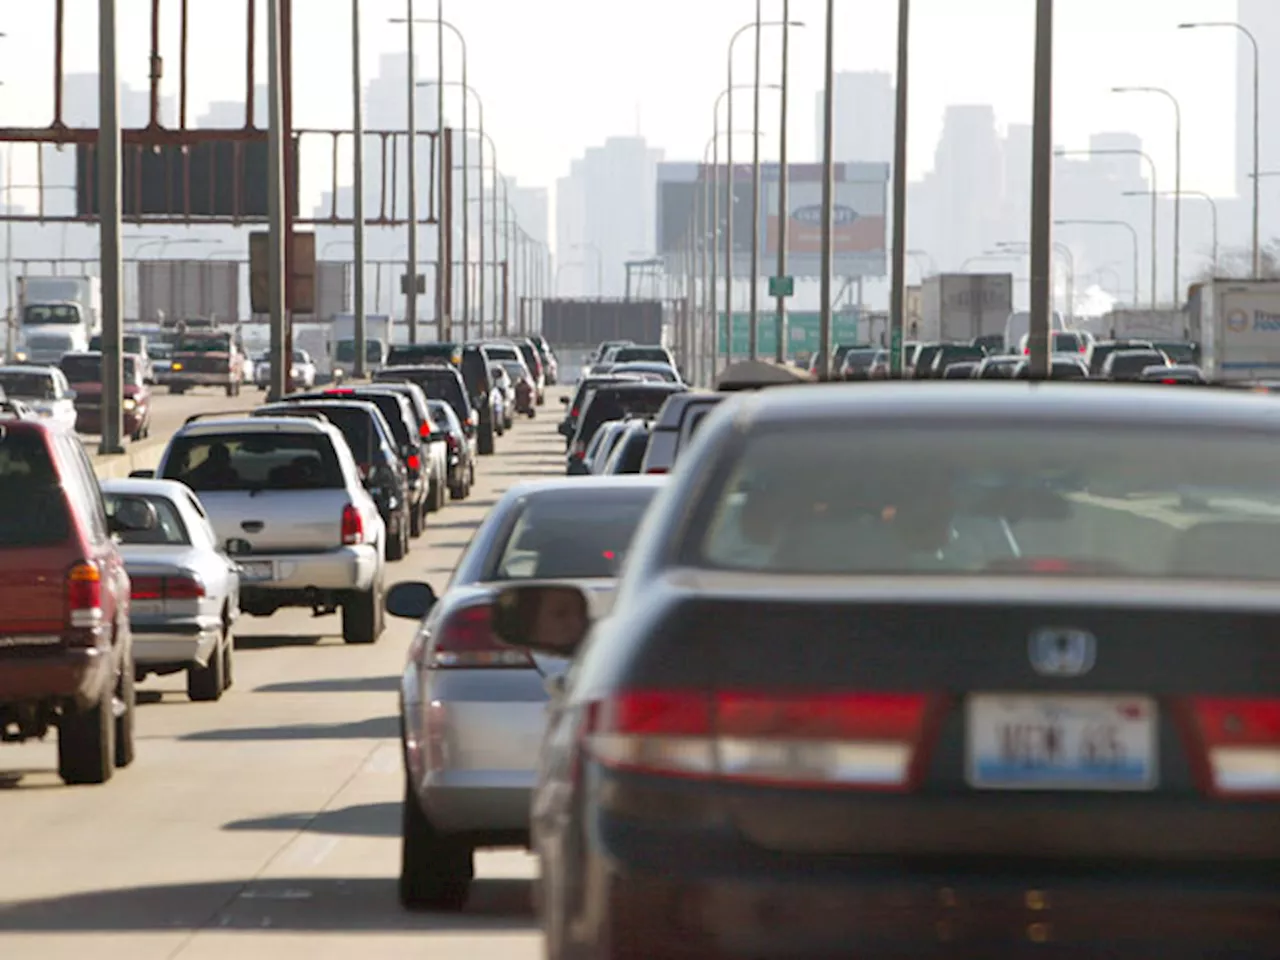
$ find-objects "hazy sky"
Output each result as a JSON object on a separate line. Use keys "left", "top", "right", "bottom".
{"left": 0, "top": 0, "right": 1247, "bottom": 202}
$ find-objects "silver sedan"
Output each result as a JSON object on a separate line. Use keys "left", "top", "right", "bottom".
{"left": 384, "top": 474, "right": 666, "bottom": 910}
{"left": 101, "top": 478, "right": 241, "bottom": 702}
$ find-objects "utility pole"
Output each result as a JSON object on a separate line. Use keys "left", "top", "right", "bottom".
{"left": 266, "top": 0, "right": 288, "bottom": 400}
{"left": 98, "top": 0, "right": 124, "bottom": 453}
{"left": 773, "top": 2, "right": 790, "bottom": 364}
{"left": 404, "top": 0, "right": 418, "bottom": 343}
{"left": 1028, "top": 0, "right": 1053, "bottom": 379}
{"left": 748, "top": 0, "right": 762, "bottom": 361}
{"left": 351, "top": 0, "right": 367, "bottom": 378}
{"left": 888, "top": 0, "right": 910, "bottom": 378}
{"left": 817, "top": 0, "right": 835, "bottom": 381}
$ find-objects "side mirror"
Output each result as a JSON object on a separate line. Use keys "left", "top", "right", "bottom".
{"left": 386, "top": 581, "right": 438, "bottom": 620}
{"left": 491, "top": 583, "right": 591, "bottom": 658}
{"left": 129, "top": 468, "right": 155, "bottom": 479}
{"left": 225, "top": 538, "right": 252, "bottom": 556}
{"left": 108, "top": 496, "right": 158, "bottom": 534}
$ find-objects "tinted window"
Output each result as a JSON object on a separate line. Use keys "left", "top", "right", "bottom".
{"left": 162, "top": 432, "right": 344, "bottom": 492}
{"left": 484, "top": 344, "right": 521, "bottom": 362}
{"left": 1108, "top": 351, "right": 1167, "bottom": 378}
{"left": 265, "top": 405, "right": 378, "bottom": 464}
{"left": 609, "top": 428, "right": 650, "bottom": 474}
{"left": 462, "top": 348, "right": 491, "bottom": 393}
{"left": 1154, "top": 341, "right": 1198, "bottom": 364}
{"left": 103, "top": 493, "right": 190, "bottom": 545}
{"left": 842, "top": 349, "right": 880, "bottom": 370}
{"left": 0, "top": 371, "right": 57, "bottom": 399}
{"left": 695, "top": 425, "right": 1280, "bottom": 580}
{"left": 913, "top": 345, "right": 942, "bottom": 374}
{"left": 0, "top": 431, "right": 70, "bottom": 546}
{"left": 489, "top": 487, "right": 659, "bottom": 580}
{"left": 614, "top": 347, "right": 670, "bottom": 364}
{"left": 577, "top": 388, "right": 682, "bottom": 448}
{"left": 354, "top": 393, "right": 414, "bottom": 446}
{"left": 176, "top": 336, "right": 232, "bottom": 353}
{"left": 933, "top": 345, "right": 986, "bottom": 370}
{"left": 60, "top": 355, "right": 137, "bottom": 383}
{"left": 335, "top": 341, "right": 385, "bottom": 362}
{"left": 386, "top": 343, "right": 457, "bottom": 366}
{"left": 518, "top": 343, "right": 541, "bottom": 372}
{"left": 376, "top": 371, "right": 468, "bottom": 422}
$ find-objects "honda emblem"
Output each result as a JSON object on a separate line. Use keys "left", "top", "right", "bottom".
{"left": 1028, "top": 628, "right": 1096, "bottom": 677}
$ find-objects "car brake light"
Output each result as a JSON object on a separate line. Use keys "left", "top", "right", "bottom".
{"left": 645, "top": 467, "right": 669, "bottom": 475}
{"left": 425, "top": 604, "right": 534, "bottom": 669}
{"left": 419, "top": 421, "right": 432, "bottom": 438}
{"left": 1079, "top": 344, "right": 1088, "bottom": 353}
{"left": 406, "top": 454, "right": 421, "bottom": 471}
{"left": 570, "top": 407, "right": 579, "bottom": 418}
{"left": 1188, "top": 697, "right": 1280, "bottom": 797}
{"left": 165, "top": 574, "right": 206, "bottom": 599}
{"left": 67, "top": 561, "right": 103, "bottom": 629}
{"left": 446, "top": 434, "right": 459, "bottom": 451}
{"left": 1023, "top": 347, "right": 1031, "bottom": 355}
{"left": 325, "top": 388, "right": 355, "bottom": 395}
{"left": 130, "top": 575, "right": 164, "bottom": 601}
{"left": 341, "top": 503, "right": 364, "bottom": 545}
{"left": 585, "top": 690, "right": 933, "bottom": 790}
{"left": 1162, "top": 378, "right": 1178, "bottom": 385}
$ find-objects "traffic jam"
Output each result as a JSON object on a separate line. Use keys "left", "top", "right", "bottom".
{"left": 6, "top": 298, "right": 1280, "bottom": 955}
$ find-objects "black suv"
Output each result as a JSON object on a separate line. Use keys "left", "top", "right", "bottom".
{"left": 567, "top": 381, "right": 687, "bottom": 471}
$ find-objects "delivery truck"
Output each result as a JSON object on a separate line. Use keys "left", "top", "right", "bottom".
{"left": 1195, "top": 280, "right": 1280, "bottom": 382}
{"left": 920, "top": 273, "right": 1013, "bottom": 344}
{"left": 329, "top": 313, "right": 392, "bottom": 377}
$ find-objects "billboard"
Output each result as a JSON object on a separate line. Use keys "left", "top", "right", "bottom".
{"left": 657, "top": 162, "right": 888, "bottom": 279}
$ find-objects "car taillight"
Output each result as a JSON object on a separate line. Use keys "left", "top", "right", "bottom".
{"left": 406, "top": 454, "right": 421, "bottom": 471}
{"left": 1079, "top": 344, "right": 1088, "bottom": 353}
{"left": 645, "top": 467, "right": 669, "bottom": 475}
{"left": 419, "top": 421, "right": 431, "bottom": 438}
{"left": 341, "top": 503, "right": 364, "bottom": 545}
{"left": 134, "top": 574, "right": 205, "bottom": 600}
{"left": 446, "top": 434, "right": 459, "bottom": 451}
{"left": 1162, "top": 378, "right": 1178, "bottom": 385}
{"left": 1023, "top": 347, "right": 1031, "bottom": 355}
{"left": 325, "top": 388, "right": 355, "bottom": 395}
{"left": 424, "top": 604, "right": 534, "bottom": 669}
{"left": 1188, "top": 697, "right": 1280, "bottom": 797}
{"left": 67, "top": 561, "right": 103, "bottom": 629}
{"left": 585, "top": 690, "right": 933, "bottom": 790}
{"left": 570, "top": 443, "right": 585, "bottom": 460}
{"left": 570, "top": 407, "right": 579, "bottom": 418}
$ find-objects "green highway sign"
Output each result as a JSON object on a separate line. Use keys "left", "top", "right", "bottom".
{"left": 717, "top": 311, "right": 860, "bottom": 358}
{"left": 768, "top": 275, "right": 795, "bottom": 298}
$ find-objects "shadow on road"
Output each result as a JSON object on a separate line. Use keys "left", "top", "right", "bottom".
{"left": 430, "top": 541, "right": 473, "bottom": 551}
{"left": 181, "top": 715, "right": 397, "bottom": 742}
{"left": 223, "top": 801, "right": 399, "bottom": 837}
{"left": 0, "top": 876, "right": 534, "bottom": 932}
{"left": 429, "top": 519, "right": 483, "bottom": 530}
{"left": 233, "top": 634, "right": 328, "bottom": 651}
{"left": 253, "top": 676, "right": 400, "bottom": 694}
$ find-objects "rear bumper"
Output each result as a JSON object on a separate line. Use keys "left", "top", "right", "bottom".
{"left": 421, "top": 770, "right": 534, "bottom": 836}
{"left": 170, "top": 373, "right": 231, "bottom": 386}
{"left": 238, "top": 545, "right": 380, "bottom": 594}
{"left": 0, "top": 645, "right": 110, "bottom": 710}
{"left": 131, "top": 617, "right": 221, "bottom": 667}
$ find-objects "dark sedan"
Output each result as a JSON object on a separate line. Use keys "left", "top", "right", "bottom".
{"left": 492, "top": 382, "right": 1280, "bottom": 958}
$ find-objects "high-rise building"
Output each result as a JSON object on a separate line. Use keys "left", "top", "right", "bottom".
{"left": 927, "top": 105, "right": 1004, "bottom": 268}
{"left": 815, "top": 71, "right": 894, "bottom": 163}
{"left": 555, "top": 137, "right": 663, "bottom": 297}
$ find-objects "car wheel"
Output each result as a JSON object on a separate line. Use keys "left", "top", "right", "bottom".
{"left": 114, "top": 650, "right": 136, "bottom": 768}
{"left": 399, "top": 781, "right": 473, "bottom": 911}
{"left": 387, "top": 518, "right": 407, "bottom": 561}
{"left": 426, "top": 479, "right": 440, "bottom": 514}
{"left": 57, "top": 675, "right": 115, "bottom": 785}
{"left": 342, "top": 576, "right": 383, "bottom": 645}
{"left": 187, "top": 636, "right": 226, "bottom": 702}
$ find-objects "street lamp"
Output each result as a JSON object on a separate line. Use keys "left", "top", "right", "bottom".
{"left": 573, "top": 242, "right": 603, "bottom": 296}
{"left": 1124, "top": 189, "right": 1218, "bottom": 278}
{"left": 1180, "top": 21, "right": 1260, "bottom": 278}
{"left": 1113, "top": 86, "right": 1182, "bottom": 303}
{"left": 994, "top": 240, "right": 1076, "bottom": 319}
{"left": 1056, "top": 219, "right": 1140, "bottom": 308}
{"left": 725, "top": 16, "right": 804, "bottom": 363}
{"left": 1055, "top": 147, "right": 1158, "bottom": 308}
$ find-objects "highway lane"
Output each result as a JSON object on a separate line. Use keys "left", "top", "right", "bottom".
{"left": 0, "top": 392, "right": 568, "bottom": 959}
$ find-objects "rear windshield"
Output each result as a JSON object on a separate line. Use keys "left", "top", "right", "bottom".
{"left": 354, "top": 394, "right": 413, "bottom": 446}
{"left": 1090, "top": 342, "right": 1150, "bottom": 375}
{"left": 613, "top": 347, "right": 670, "bottom": 364}
{"left": 378, "top": 371, "right": 467, "bottom": 421}
{"left": 161, "top": 432, "right": 344, "bottom": 492}
{"left": 267, "top": 405, "right": 380, "bottom": 463}
{"left": 89, "top": 335, "right": 144, "bottom": 354}
{"left": 61, "top": 355, "right": 137, "bottom": 383}
{"left": 488, "top": 487, "right": 658, "bottom": 580}
{"left": 336, "top": 341, "right": 384, "bottom": 363}
{"left": 387, "top": 344, "right": 457, "bottom": 366}
{"left": 609, "top": 429, "right": 650, "bottom": 474}
{"left": 577, "top": 388, "right": 682, "bottom": 446}
{"left": 484, "top": 345, "right": 521, "bottom": 362}
{"left": 1155, "top": 341, "right": 1198, "bottom": 364}
{"left": 1108, "top": 352, "right": 1167, "bottom": 378}
{"left": 695, "top": 425, "right": 1280, "bottom": 580}
{"left": 428, "top": 401, "right": 456, "bottom": 431}
{"left": 0, "top": 431, "right": 69, "bottom": 546}
{"left": 176, "top": 336, "right": 232, "bottom": 353}
{"left": 102, "top": 493, "right": 189, "bottom": 546}
{"left": 0, "top": 372, "right": 57, "bottom": 400}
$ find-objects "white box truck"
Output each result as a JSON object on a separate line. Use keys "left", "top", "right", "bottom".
{"left": 1101, "top": 308, "right": 1189, "bottom": 342}
{"left": 1196, "top": 280, "right": 1280, "bottom": 382}
{"left": 329, "top": 313, "right": 392, "bottom": 378}
{"left": 14, "top": 275, "right": 102, "bottom": 364}
{"left": 920, "top": 273, "right": 1013, "bottom": 344}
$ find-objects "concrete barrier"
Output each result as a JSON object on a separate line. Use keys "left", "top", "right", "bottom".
{"left": 91, "top": 434, "right": 169, "bottom": 480}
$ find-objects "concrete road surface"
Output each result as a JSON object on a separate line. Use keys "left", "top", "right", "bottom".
{"left": 0, "top": 393, "right": 569, "bottom": 959}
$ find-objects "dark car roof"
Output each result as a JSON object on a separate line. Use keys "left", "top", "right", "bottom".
{"left": 499, "top": 476, "right": 667, "bottom": 499}
{"left": 723, "top": 382, "right": 1280, "bottom": 433}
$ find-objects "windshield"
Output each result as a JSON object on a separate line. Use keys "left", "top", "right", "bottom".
{"left": 89, "top": 335, "right": 143, "bottom": 354}
{"left": 488, "top": 487, "right": 658, "bottom": 580}
{"left": 161, "top": 432, "right": 343, "bottom": 492}
{"left": 484, "top": 345, "right": 521, "bottom": 362}
{"left": 60, "top": 355, "right": 137, "bottom": 383}
{"left": 0, "top": 371, "right": 57, "bottom": 400}
{"left": 387, "top": 343, "right": 457, "bottom": 366}
{"left": 23, "top": 304, "right": 79, "bottom": 326}
{"left": 335, "top": 340, "right": 384, "bottom": 362}
{"left": 102, "top": 493, "right": 190, "bottom": 546}
{"left": 149, "top": 343, "right": 173, "bottom": 359}
{"left": 696, "top": 425, "right": 1280, "bottom": 581}
{"left": 177, "top": 336, "right": 232, "bottom": 353}
{"left": 1108, "top": 351, "right": 1168, "bottom": 379}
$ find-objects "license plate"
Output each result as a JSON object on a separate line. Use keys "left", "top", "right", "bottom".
{"left": 966, "top": 694, "right": 1157, "bottom": 791}
{"left": 239, "top": 560, "right": 274, "bottom": 582}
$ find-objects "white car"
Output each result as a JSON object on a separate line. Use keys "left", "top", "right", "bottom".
{"left": 100, "top": 479, "right": 242, "bottom": 702}
{"left": 292, "top": 350, "right": 318, "bottom": 390}
{"left": 0, "top": 365, "right": 78, "bottom": 432}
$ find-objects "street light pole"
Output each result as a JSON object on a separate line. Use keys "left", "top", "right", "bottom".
{"left": 266, "top": 0, "right": 288, "bottom": 400}
{"left": 404, "top": 0, "right": 419, "bottom": 343}
{"left": 352, "top": 0, "right": 367, "bottom": 378}
{"left": 1056, "top": 147, "right": 1158, "bottom": 307}
{"left": 1179, "top": 22, "right": 1259, "bottom": 278}
{"left": 773, "top": 1, "right": 790, "bottom": 364}
{"left": 1028, "top": 0, "right": 1054, "bottom": 379}
{"left": 1125, "top": 189, "right": 1218, "bottom": 277}
{"left": 1114, "top": 86, "right": 1181, "bottom": 304}
{"left": 817, "top": 0, "right": 835, "bottom": 381}
{"left": 748, "top": 0, "right": 762, "bottom": 361}
{"left": 98, "top": 0, "right": 124, "bottom": 453}
{"left": 889, "top": 0, "right": 910, "bottom": 377}
{"left": 1056, "top": 219, "right": 1140, "bottom": 309}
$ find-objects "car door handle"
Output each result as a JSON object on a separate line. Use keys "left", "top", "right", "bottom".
{"left": 241, "top": 521, "right": 264, "bottom": 533}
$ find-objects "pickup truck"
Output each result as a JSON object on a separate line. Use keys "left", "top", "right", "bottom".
{"left": 168, "top": 330, "right": 245, "bottom": 397}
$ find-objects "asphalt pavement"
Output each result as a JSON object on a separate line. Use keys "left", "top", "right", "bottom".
{"left": 0, "top": 390, "right": 568, "bottom": 959}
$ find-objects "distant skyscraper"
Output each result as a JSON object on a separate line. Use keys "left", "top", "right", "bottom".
{"left": 928, "top": 105, "right": 1003, "bottom": 268}
{"left": 816, "top": 71, "right": 894, "bottom": 163}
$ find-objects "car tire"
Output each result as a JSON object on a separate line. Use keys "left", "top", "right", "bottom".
{"left": 57, "top": 677, "right": 114, "bottom": 786}
{"left": 426, "top": 479, "right": 440, "bottom": 514}
{"left": 114, "top": 650, "right": 136, "bottom": 769}
{"left": 387, "top": 518, "right": 407, "bottom": 561}
{"left": 342, "top": 577, "right": 383, "bottom": 645}
{"left": 478, "top": 422, "right": 496, "bottom": 456}
{"left": 449, "top": 477, "right": 466, "bottom": 501}
{"left": 399, "top": 781, "right": 473, "bottom": 911}
{"left": 222, "top": 627, "right": 235, "bottom": 690}
{"left": 187, "top": 636, "right": 226, "bottom": 702}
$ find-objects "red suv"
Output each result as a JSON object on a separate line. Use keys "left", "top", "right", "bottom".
{"left": 0, "top": 419, "right": 148, "bottom": 784}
